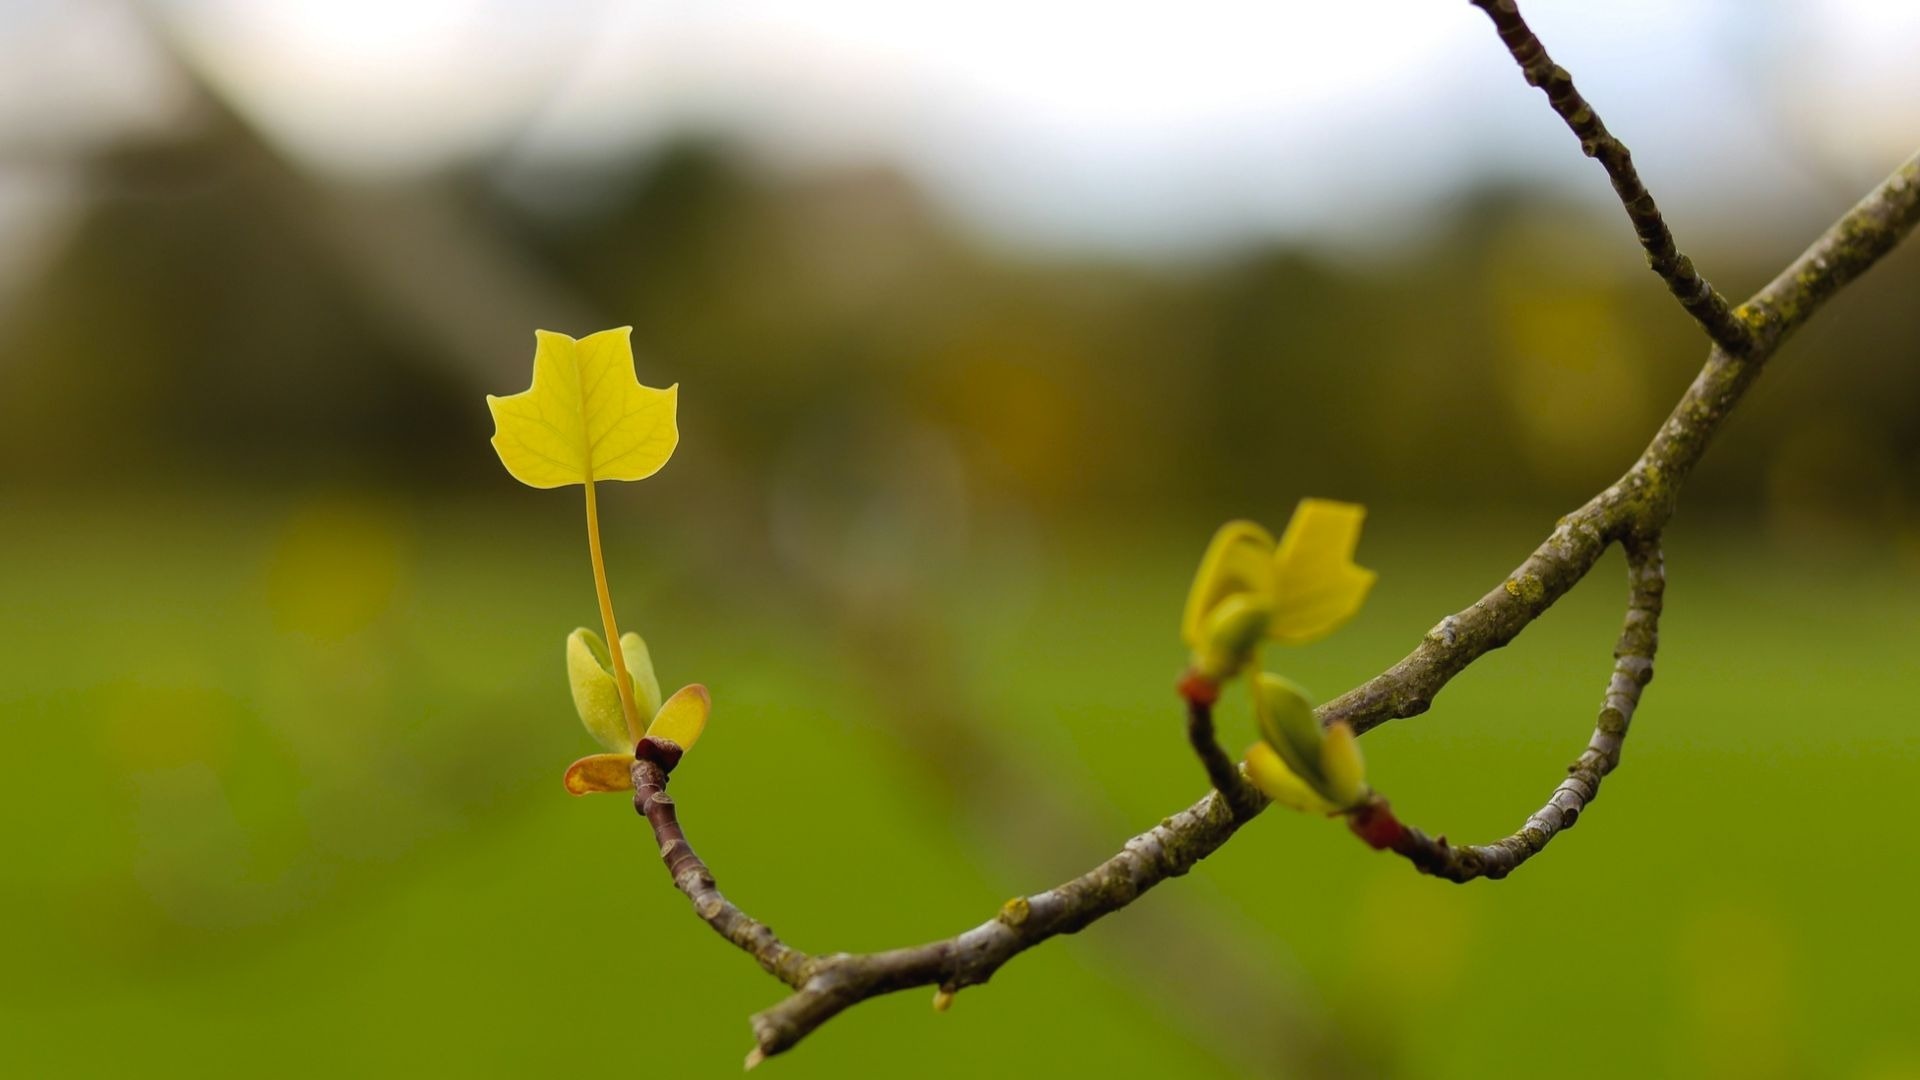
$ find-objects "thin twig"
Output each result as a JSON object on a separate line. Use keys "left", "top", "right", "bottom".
{"left": 631, "top": 745, "right": 811, "bottom": 990}
{"left": 1185, "top": 697, "right": 1267, "bottom": 820}
{"left": 1470, "top": 0, "right": 1751, "bottom": 352}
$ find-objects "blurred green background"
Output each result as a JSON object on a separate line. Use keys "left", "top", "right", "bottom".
{"left": 4, "top": 2, "right": 1919, "bottom": 1077}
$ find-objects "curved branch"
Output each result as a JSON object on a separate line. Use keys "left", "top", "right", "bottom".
{"left": 1470, "top": 0, "right": 1750, "bottom": 352}
{"left": 1365, "top": 536, "right": 1664, "bottom": 881}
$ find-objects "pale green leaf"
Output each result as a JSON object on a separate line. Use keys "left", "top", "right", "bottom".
{"left": 568, "top": 628, "right": 665, "bottom": 752}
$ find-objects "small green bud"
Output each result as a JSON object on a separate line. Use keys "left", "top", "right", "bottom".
{"left": 1250, "top": 675, "right": 1369, "bottom": 812}
{"left": 567, "top": 628, "right": 663, "bottom": 751}
{"left": 1253, "top": 673, "right": 1323, "bottom": 787}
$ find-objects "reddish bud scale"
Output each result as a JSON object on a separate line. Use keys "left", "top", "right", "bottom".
{"left": 635, "top": 735, "right": 685, "bottom": 772}
{"left": 1176, "top": 669, "right": 1221, "bottom": 707}
{"left": 1347, "top": 800, "right": 1407, "bottom": 851}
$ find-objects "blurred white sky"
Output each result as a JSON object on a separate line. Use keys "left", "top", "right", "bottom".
{"left": 2, "top": 0, "right": 1918, "bottom": 255}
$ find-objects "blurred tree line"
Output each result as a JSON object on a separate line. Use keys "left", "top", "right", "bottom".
{"left": 4, "top": 120, "right": 1916, "bottom": 546}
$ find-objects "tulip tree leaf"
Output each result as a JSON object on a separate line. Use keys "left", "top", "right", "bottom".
{"left": 486, "top": 327, "right": 679, "bottom": 489}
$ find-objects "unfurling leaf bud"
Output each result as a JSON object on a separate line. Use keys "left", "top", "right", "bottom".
{"left": 1253, "top": 673, "right": 1322, "bottom": 785}
{"left": 1246, "top": 675, "right": 1370, "bottom": 814}
{"left": 1245, "top": 741, "right": 1337, "bottom": 814}
{"left": 1193, "top": 593, "right": 1273, "bottom": 679}
{"left": 1178, "top": 502, "right": 1376, "bottom": 676}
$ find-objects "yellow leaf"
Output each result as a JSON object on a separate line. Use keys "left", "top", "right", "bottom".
{"left": 1267, "top": 499, "right": 1376, "bottom": 644}
{"left": 563, "top": 753, "right": 636, "bottom": 795}
{"left": 1245, "top": 742, "right": 1337, "bottom": 815}
{"left": 645, "top": 684, "right": 711, "bottom": 753}
{"left": 1318, "top": 721, "right": 1368, "bottom": 810}
{"left": 1181, "top": 520, "right": 1276, "bottom": 648}
{"left": 486, "top": 327, "right": 679, "bottom": 489}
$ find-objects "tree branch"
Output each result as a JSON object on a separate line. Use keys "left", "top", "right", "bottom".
{"left": 1742, "top": 151, "right": 1920, "bottom": 349}
{"left": 614, "top": 7, "right": 1920, "bottom": 1062}
{"left": 1322, "top": 146, "right": 1920, "bottom": 739}
{"left": 633, "top": 751, "right": 1253, "bottom": 1066}
{"left": 631, "top": 744, "right": 812, "bottom": 991}
{"left": 1470, "top": 0, "right": 1751, "bottom": 352}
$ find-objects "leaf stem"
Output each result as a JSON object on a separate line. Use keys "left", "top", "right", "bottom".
{"left": 585, "top": 478, "right": 644, "bottom": 741}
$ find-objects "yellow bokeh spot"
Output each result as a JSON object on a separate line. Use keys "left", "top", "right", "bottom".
{"left": 265, "top": 496, "right": 406, "bottom": 640}
{"left": 1492, "top": 262, "right": 1649, "bottom": 484}
{"left": 1677, "top": 900, "right": 1795, "bottom": 1079}
{"left": 1347, "top": 865, "right": 1474, "bottom": 1004}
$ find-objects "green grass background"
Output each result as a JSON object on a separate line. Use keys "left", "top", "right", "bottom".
{"left": 3, "top": 494, "right": 1915, "bottom": 1078}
